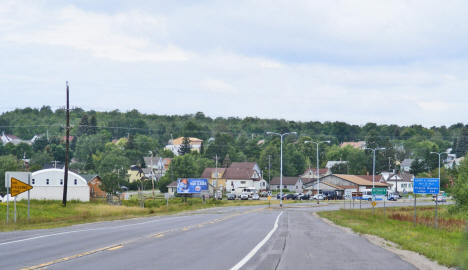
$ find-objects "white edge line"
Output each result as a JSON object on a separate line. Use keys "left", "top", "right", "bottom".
{"left": 230, "top": 211, "right": 283, "bottom": 270}
{"left": 0, "top": 215, "right": 187, "bottom": 246}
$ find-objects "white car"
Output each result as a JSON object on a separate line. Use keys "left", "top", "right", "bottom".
{"left": 252, "top": 194, "right": 260, "bottom": 200}
{"left": 240, "top": 192, "right": 249, "bottom": 200}
{"left": 312, "top": 194, "right": 325, "bottom": 200}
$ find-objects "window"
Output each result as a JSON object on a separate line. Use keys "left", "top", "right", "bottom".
{"left": 277, "top": 185, "right": 280, "bottom": 189}
{"left": 241, "top": 181, "right": 246, "bottom": 184}
{"left": 284, "top": 185, "right": 287, "bottom": 188}
{"left": 32, "top": 179, "right": 35, "bottom": 185}
{"left": 74, "top": 179, "right": 77, "bottom": 185}
{"left": 46, "top": 179, "right": 49, "bottom": 185}
{"left": 60, "top": 179, "right": 63, "bottom": 185}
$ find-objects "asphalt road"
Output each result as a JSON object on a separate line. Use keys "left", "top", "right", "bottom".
{"left": 0, "top": 200, "right": 443, "bottom": 270}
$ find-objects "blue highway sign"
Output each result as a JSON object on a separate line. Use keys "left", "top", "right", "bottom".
{"left": 413, "top": 178, "right": 440, "bottom": 194}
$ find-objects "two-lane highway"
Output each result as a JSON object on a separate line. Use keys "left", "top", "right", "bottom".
{"left": 0, "top": 201, "right": 437, "bottom": 269}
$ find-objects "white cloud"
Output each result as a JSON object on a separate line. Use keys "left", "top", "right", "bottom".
{"left": 200, "top": 79, "right": 237, "bottom": 94}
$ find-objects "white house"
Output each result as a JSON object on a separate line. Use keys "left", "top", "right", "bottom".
{"left": 15, "top": 168, "right": 90, "bottom": 202}
{"left": 224, "top": 162, "right": 264, "bottom": 193}
{"left": 382, "top": 172, "right": 414, "bottom": 193}
{"left": 164, "top": 137, "right": 203, "bottom": 156}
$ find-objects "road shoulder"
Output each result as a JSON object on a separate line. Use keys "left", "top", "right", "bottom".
{"left": 314, "top": 212, "right": 452, "bottom": 270}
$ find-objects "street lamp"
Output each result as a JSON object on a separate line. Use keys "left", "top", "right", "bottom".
{"left": 304, "top": 140, "right": 330, "bottom": 204}
{"left": 430, "top": 151, "right": 443, "bottom": 228}
{"left": 266, "top": 131, "right": 297, "bottom": 208}
{"left": 365, "top": 147, "right": 386, "bottom": 188}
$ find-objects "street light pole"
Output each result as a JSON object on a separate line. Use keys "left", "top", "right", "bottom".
{"left": 266, "top": 131, "right": 297, "bottom": 208}
{"left": 365, "top": 147, "right": 386, "bottom": 188}
{"left": 430, "top": 151, "right": 442, "bottom": 229}
{"left": 305, "top": 140, "right": 330, "bottom": 204}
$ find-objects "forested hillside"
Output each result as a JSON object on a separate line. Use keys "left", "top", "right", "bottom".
{"left": 1, "top": 106, "right": 467, "bottom": 193}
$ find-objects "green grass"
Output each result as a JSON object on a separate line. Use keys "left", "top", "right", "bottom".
{"left": 0, "top": 198, "right": 299, "bottom": 231}
{"left": 318, "top": 206, "right": 467, "bottom": 267}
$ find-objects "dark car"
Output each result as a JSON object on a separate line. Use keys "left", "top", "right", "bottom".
{"left": 227, "top": 193, "right": 236, "bottom": 200}
{"left": 285, "top": 193, "right": 296, "bottom": 200}
{"left": 298, "top": 194, "right": 310, "bottom": 200}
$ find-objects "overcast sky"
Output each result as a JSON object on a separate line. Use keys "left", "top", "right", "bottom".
{"left": 1, "top": 0, "right": 467, "bottom": 126}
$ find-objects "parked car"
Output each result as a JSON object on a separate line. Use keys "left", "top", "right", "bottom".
{"left": 285, "top": 193, "right": 297, "bottom": 200}
{"left": 312, "top": 194, "right": 325, "bottom": 200}
{"left": 298, "top": 194, "right": 310, "bottom": 200}
{"left": 388, "top": 193, "right": 399, "bottom": 201}
{"left": 227, "top": 193, "right": 236, "bottom": 200}
{"left": 252, "top": 194, "right": 260, "bottom": 200}
{"left": 240, "top": 192, "right": 249, "bottom": 200}
{"left": 433, "top": 194, "right": 446, "bottom": 202}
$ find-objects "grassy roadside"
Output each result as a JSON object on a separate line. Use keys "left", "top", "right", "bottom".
{"left": 0, "top": 198, "right": 296, "bottom": 231}
{"left": 318, "top": 206, "right": 467, "bottom": 267}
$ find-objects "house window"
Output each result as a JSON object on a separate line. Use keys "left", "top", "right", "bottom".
{"left": 277, "top": 185, "right": 280, "bottom": 189}
{"left": 32, "top": 179, "right": 35, "bottom": 185}
{"left": 241, "top": 181, "right": 246, "bottom": 184}
{"left": 74, "top": 179, "right": 77, "bottom": 185}
{"left": 284, "top": 185, "right": 287, "bottom": 188}
{"left": 60, "top": 179, "right": 63, "bottom": 185}
{"left": 46, "top": 179, "right": 49, "bottom": 185}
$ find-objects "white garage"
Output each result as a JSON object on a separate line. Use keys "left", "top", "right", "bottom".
{"left": 15, "top": 168, "right": 90, "bottom": 202}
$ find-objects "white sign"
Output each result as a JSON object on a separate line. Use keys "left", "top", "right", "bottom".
{"left": 5, "top": 172, "right": 31, "bottom": 188}
{"left": 164, "top": 193, "right": 170, "bottom": 199}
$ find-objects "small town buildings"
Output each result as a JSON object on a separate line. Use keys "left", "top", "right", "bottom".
{"left": 201, "top": 167, "right": 227, "bottom": 190}
{"left": 270, "top": 176, "right": 303, "bottom": 192}
{"left": 164, "top": 137, "right": 203, "bottom": 156}
{"left": 1, "top": 131, "right": 33, "bottom": 145}
{"left": 143, "top": 156, "right": 172, "bottom": 177}
{"left": 82, "top": 174, "right": 106, "bottom": 198}
{"left": 400, "top": 159, "right": 414, "bottom": 172}
{"left": 303, "top": 174, "right": 388, "bottom": 197}
{"left": 167, "top": 181, "right": 178, "bottom": 196}
{"left": 301, "top": 168, "right": 331, "bottom": 179}
{"left": 128, "top": 165, "right": 145, "bottom": 183}
{"left": 224, "top": 162, "right": 267, "bottom": 193}
{"left": 15, "top": 168, "right": 90, "bottom": 201}
{"left": 381, "top": 172, "right": 414, "bottom": 193}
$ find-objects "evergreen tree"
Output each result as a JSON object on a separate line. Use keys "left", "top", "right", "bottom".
{"left": 455, "top": 126, "right": 468, "bottom": 157}
{"left": 89, "top": 115, "right": 97, "bottom": 135}
{"left": 178, "top": 137, "right": 192, "bottom": 155}
{"left": 78, "top": 114, "right": 89, "bottom": 136}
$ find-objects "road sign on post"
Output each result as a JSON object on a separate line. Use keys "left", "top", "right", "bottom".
{"left": 372, "top": 188, "right": 386, "bottom": 195}
{"left": 10, "top": 177, "right": 33, "bottom": 196}
{"left": 414, "top": 178, "right": 440, "bottom": 194}
{"left": 5, "top": 172, "right": 33, "bottom": 223}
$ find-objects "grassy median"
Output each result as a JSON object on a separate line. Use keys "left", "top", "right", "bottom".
{"left": 0, "top": 198, "right": 295, "bottom": 231}
{"left": 318, "top": 205, "right": 467, "bottom": 267}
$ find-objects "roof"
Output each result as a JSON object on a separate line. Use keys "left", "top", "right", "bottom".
{"left": 305, "top": 180, "right": 344, "bottom": 190}
{"left": 302, "top": 168, "right": 329, "bottom": 177}
{"left": 224, "top": 162, "right": 260, "bottom": 180}
{"left": 386, "top": 172, "right": 414, "bottom": 182}
{"left": 355, "top": 175, "right": 383, "bottom": 182}
{"left": 334, "top": 174, "right": 388, "bottom": 187}
{"left": 81, "top": 174, "right": 100, "bottom": 183}
{"left": 270, "top": 176, "right": 301, "bottom": 185}
{"left": 200, "top": 168, "right": 226, "bottom": 178}
{"left": 171, "top": 137, "right": 203, "bottom": 145}
{"left": 167, "top": 180, "right": 178, "bottom": 187}
{"left": 229, "top": 162, "right": 257, "bottom": 169}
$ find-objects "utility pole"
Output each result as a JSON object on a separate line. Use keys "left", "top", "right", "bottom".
{"left": 268, "top": 155, "right": 271, "bottom": 183}
{"left": 62, "top": 81, "right": 70, "bottom": 207}
{"left": 150, "top": 151, "right": 155, "bottom": 198}
{"left": 215, "top": 154, "right": 218, "bottom": 198}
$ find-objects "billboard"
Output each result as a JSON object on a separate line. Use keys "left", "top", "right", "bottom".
{"left": 177, "top": 178, "right": 208, "bottom": 194}
{"left": 414, "top": 178, "right": 440, "bottom": 194}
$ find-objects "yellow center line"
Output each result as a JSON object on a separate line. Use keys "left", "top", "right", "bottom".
{"left": 22, "top": 207, "right": 266, "bottom": 269}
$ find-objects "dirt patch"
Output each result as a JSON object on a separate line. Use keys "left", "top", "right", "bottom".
{"left": 313, "top": 212, "right": 454, "bottom": 270}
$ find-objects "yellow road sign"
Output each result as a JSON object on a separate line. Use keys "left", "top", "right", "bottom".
{"left": 267, "top": 196, "right": 271, "bottom": 200}
{"left": 10, "top": 177, "right": 33, "bottom": 197}
{"left": 371, "top": 201, "right": 377, "bottom": 207}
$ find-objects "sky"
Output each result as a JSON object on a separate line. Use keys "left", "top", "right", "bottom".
{"left": 1, "top": 0, "right": 468, "bottom": 126}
